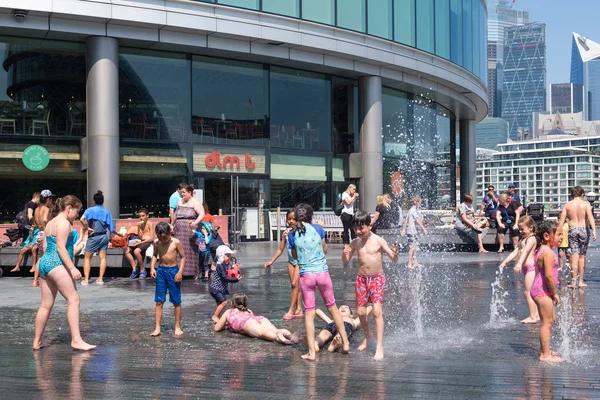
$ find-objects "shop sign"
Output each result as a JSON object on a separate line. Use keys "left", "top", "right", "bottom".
{"left": 193, "top": 147, "right": 266, "bottom": 174}
{"left": 22, "top": 145, "right": 50, "bottom": 171}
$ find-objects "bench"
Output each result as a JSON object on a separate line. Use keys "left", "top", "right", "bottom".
{"left": 268, "top": 211, "right": 343, "bottom": 242}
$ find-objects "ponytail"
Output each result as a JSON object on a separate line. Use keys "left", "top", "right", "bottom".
{"left": 292, "top": 203, "right": 314, "bottom": 237}
{"left": 48, "top": 197, "right": 62, "bottom": 220}
{"left": 231, "top": 293, "right": 249, "bottom": 312}
{"left": 535, "top": 220, "right": 557, "bottom": 251}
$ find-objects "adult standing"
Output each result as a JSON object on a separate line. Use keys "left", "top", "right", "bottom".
{"left": 455, "top": 194, "right": 488, "bottom": 253}
{"left": 496, "top": 193, "right": 522, "bottom": 253}
{"left": 32, "top": 190, "right": 54, "bottom": 287}
{"left": 340, "top": 184, "right": 359, "bottom": 246}
{"left": 18, "top": 192, "right": 40, "bottom": 239}
{"left": 173, "top": 185, "right": 205, "bottom": 277}
{"left": 371, "top": 194, "right": 392, "bottom": 233}
{"left": 169, "top": 182, "right": 187, "bottom": 226}
{"left": 557, "top": 185, "right": 597, "bottom": 288}
{"left": 80, "top": 190, "right": 122, "bottom": 285}
{"left": 480, "top": 185, "right": 500, "bottom": 228}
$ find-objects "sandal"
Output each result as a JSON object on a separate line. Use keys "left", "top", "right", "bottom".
{"left": 129, "top": 269, "right": 140, "bottom": 279}
{"left": 139, "top": 270, "right": 147, "bottom": 280}
{"left": 293, "top": 311, "right": 304, "bottom": 319}
{"left": 283, "top": 313, "right": 294, "bottom": 320}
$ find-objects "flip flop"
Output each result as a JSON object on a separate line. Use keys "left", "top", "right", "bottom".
{"left": 80, "top": 281, "right": 89, "bottom": 286}
{"left": 293, "top": 311, "right": 304, "bottom": 319}
{"left": 283, "top": 313, "right": 294, "bottom": 320}
{"left": 95, "top": 281, "right": 105, "bottom": 286}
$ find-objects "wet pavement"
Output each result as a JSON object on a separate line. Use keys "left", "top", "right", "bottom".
{"left": 1, "top": 242, "right": 600, "bottom": 399}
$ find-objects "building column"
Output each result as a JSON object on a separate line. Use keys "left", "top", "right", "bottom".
{"left": 358, "top": 76, "right": 383, "bottom": 213}
{"left": 86, "top": 37, "right": 119, "bottom": 217}
{"left": 459, "top": 119, "right": 477, "bottom": 200}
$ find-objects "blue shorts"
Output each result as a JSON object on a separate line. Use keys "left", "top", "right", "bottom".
{"left": 86, "top": 234, "right": 109, "bottom": 253}
{"left": 154, "top": 266, "right": 182, "bottom": 305}
{"left": 210, "top": 290, "right": 228, "bottom": 305}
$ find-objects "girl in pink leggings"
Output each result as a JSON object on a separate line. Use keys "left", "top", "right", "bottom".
{"left": 214, "top": 293, "right": 298, "bottom": 345}
{"left": 531, "top": 221, "right": 563, "bottom": 363}
{"left": 499, "top": 216, "right": 539, "bottom": 324}
{"left": 288, "top": 203, "right": 349, "bottom": 360}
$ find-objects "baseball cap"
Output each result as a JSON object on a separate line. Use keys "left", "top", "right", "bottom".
{"left": 216, "top": 245, "right": 235, "bottom": 263}
{"left": 40, "top": 189, "right": 54, "bottom": 198}
{"left": 508, "top": 183, "right": 516, "bottom": 188}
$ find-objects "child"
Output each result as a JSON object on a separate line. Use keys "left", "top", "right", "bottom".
{"left": 342, "top": 211, "right": 399, "bottom": 361}
{"left": 264, "top": 210, "right": 302, "bottom": 320}
{"left": 209, "top": 245, "right": 242, "bottom": 323}
{"left": 194, "top": 222, "right": 213, "bottom": 281}
{"left": 10, "top": 222, "right": 38, "bottom": 273}
{"left": 149, "top": 222, "right": 185, "bottom": 337}
{"left": 313, "top": 305, "right": 372, "bottom": 353}
{"left": 531, "top": 221, "right": 563, "bottom": 363}
{"left": 125, "top": 208, "right": 155, "bottom": 280}
{"left": 558, "top": 221, "right": 569, "bottom": 271}
{"left": 499, "top": 216, "right": 539, "bottom": 324}
{"left": 214, "top": 293, "right": 298, "bottom": 345}
{"left": 288, "top": 203, "right": 349, "bottom": 361}
{"left": 401, "top": 196, "right": 428, "bottom": 269}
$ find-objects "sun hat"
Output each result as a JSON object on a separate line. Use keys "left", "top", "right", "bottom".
{"left": 216, "top": 245, "right": 235, "bottom": 263}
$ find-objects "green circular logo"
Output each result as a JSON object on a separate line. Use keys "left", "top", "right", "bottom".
{"left": 22, "top": 145, "right": 50, "bottom": 171}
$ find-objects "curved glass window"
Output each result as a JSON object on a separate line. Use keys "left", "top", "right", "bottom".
{"left": 337, "top": 0, "right": 366, "bottom": 33}
{"left": 394, "top": 0, "right": 415, "bottom": 46}
{"left": 416, "top": 0, "right": 434, "bottom": 53}
{"left": 302, "top": 0, "right": 334, "bottom": 25}
{"left": 368, "top": 0, "right": 393, "bottom": 40}
{"left": 462, "top": 0, "right": 473, "bottom": 72}
{"left": 450, "top": 0, "right": 463, "bottom": 65}
{"left": 218, "top": 0, "right": 258, "bottom": 10}
{"left": 435, "top": 0, "right": 450, "bottom": 59}
{"left": 262, "top": 0, "right": 298, "bottom": 18}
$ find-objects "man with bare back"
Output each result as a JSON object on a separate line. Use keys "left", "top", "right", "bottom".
{"left": 342, "top": 210, "right": 399, "bottom": 361}
{"left": 557, "top": 186, "right": 597, "bottom": 288}
{"left": 32, "top": 190, "right": 54, "bottom": 287}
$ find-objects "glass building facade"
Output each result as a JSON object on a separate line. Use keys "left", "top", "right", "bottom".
{"left": 194, "top": 0, "right": 487, "bottom": 84}
{"left": 570, "top": 33, "right": 600, "bottom": 121}
{"left": 502, "top": 22, "right": 547, "bottom": 140}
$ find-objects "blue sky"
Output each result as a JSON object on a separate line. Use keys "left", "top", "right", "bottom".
{"left": 518, "top": 0, "right": 600, "bottom": 84}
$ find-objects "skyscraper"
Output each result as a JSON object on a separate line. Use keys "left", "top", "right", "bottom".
{"left": 571, "top": 33, "right": 600, "bottom": 120}
{"left": 549, "top": 83, "right": 583, "bottom": 114}
{"left": 502, "top": 23, "right": 547, "bottom": 140}
{"left": 486, "top": 0, "right": 529, "bottom": 117}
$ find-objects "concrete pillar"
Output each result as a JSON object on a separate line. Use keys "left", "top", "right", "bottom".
{"left": 459, "top": 119, "right": 477, "bottom": 200}
{"left": 86, "top": 37, "right": 119, "bottom": 217}
{"left": 358, "top": 76, "right": 383, "bottom": 213}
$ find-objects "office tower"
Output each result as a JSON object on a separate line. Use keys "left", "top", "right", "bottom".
{"left": 571, "top": 33, "right": 600, "bottom": 120}
{"left": 549, "top": 83, "right": 583, "bottom": 114}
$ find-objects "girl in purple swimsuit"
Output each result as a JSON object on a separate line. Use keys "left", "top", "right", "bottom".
{"left": 531, "top": 221, "right": 563, "bottom": 363}
{"left": 499, "top": 216, "right": 539, "bottom": 324}
{"left": 214, "top": 293, "right": 299, "bottom": 345}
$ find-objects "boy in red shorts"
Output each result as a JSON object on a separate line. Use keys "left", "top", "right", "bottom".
{"left": 342, "top": 210, "right": 398, "bottom": 361}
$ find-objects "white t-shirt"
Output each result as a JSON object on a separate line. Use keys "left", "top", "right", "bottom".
{"left": 406, "top": 206, "right": 422, "bottom": 235}
{"left": 341, "top": 192, "right": 355, "bottom": 215}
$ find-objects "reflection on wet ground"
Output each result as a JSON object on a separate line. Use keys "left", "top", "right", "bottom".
{"left": 1, "top": 243, "right": 600, "bottom": 399}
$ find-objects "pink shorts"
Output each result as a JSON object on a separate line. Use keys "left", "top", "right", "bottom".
{"left": 355, "top": 272, "right": 385, "bottom": 307}
{"left": 300, "top": 271, "right": 336, "bottom": 311}
{"left": 522, "top": 263, "right": 535, "bottom": 275}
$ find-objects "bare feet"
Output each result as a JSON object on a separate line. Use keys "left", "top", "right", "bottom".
{"left": 497, "top": 248, "right": 504, "bottom": 253}
{"left": 568, "top": 283, "right": 576, "bottom": 289}
{"left": 520, "top": 317, "right": 540, "bottom": 324}
{"left": 407, "top": 264, "right": 415, "bottom": 269}
{"left": 32, "top": 340, "right": 45, "bottom": 350}
{"left": 539, "top": 354, "right": 564, "bottom": 363}
{"left": 150, "top": 329, "right": 161, "bottom": 337}
{"left": 31, "top": 280, "right": 39, "bottom": 287}
{"left": 71, "top": 340, "right": 96, "bottom": 351}
{"left": 373, "top": 347, "right": 384, "bottom": 361}
{"left": 579, "top": 282, "right": 588, "bottom": 288}
{"left": 301, "top": 353, "right": 316, "bottom": 361}
{"left": 550, "top": 350, "right": 561, "bottom": 357}
{"left": 174, "top": 328, "right": 184, "bottom": 337}
{"left": 342, "top": 341, "right": 350, "bottom": 354}
{"left": 358, "top": 338, "right": 368, "bottom": 351}
{"left": 328, "top": 335, "right": 342, "bottom": 353}
{"left": 10, "top": 266, "right": 20, "bottom": 273}
{"left": 479, "top": 249, "right": 489, "bottom": 253}
{"left": 29, "top": 267, "right": 35, "bottom": 273}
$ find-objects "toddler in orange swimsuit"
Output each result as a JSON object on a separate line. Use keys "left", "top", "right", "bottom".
{"left": 214, "top": 293, "right": 298, "bottom": 345}
{"left": 342, "top": 210, "right": 398, "bottom": 361}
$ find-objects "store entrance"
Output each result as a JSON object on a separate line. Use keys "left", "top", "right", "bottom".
{"left": 201, "top": 175, "right": 269, "bottom": 242}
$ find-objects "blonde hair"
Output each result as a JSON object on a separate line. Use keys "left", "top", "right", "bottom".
{"left": 499, "top": 193, "right": 510, "bottom": 202}
{"left": 412, "top": 195, "right": 421, "bottom": 203}
{"left": 344, "top": 184, "right": 356, "bottom": 194}
{"left": 376, "top": 195, "right": 385, "bottom": 205}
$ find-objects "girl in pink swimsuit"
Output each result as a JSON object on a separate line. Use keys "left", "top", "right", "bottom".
{"left": 214, "top": 293, "right": 299, "bottom": 345}
{"left": 531, "top": 221, "right": 563, "bottom": 363}
{"left": 500, "top": 216, "right": 539, "bottom": 324}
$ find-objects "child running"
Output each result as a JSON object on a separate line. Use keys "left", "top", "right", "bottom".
{"left": 401, "top": 196, "right": 428, "bottom": 269}
{"left": 33, "top": 195, "right": 95, "bottom": 351}
{"left": 313, "top": 305, "right": 372, "bottom": 353}
{"left": 288, "top": 203, "right": 349, "bottom": 360}
{"left": 499, "top": 216, "right": 539, "bottom": 324}
{"left": 214, "top": 293, "right": 299, "bottom": 345}
{"left": 264, "top": 210, "right": 302, "bottom": 320}
{"left": 150, "top": 222, "right": 185, "bottom": 337}
{"left": 342, "top": 211, "right": 399, "bottom": 361}
{"left": 209, "top": 245, "right": 242, "bottom": 323}
{"left": 531, "top": 221, "right": 563, "bottom": 363}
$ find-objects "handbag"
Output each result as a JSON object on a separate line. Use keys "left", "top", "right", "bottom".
{"left": 334, "top": 200, "right": 344, "bottom": 216}
{"left": 110, "top": 235, "right": 128, "bottom": 248}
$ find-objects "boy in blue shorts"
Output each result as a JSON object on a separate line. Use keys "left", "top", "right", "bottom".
{"left": 150, "top": 222, "right": 186, "bottom": 337}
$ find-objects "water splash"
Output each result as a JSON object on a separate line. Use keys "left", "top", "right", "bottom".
{"left": 557, "top": 290, "right": 573, "bottom": 362}
{"left": 486, "top": 267, "right": 512, "bottom": 328}
{"left": 410, "top": 267, "right": 424, "bottom": 338}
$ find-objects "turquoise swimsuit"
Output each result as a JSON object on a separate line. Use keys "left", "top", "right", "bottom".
{"left": 39, "top": 231, "right": 76, "bottom": 277}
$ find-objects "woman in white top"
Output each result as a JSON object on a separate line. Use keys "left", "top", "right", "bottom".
{"left": 340, "top": 184, "right": 359, "bottom": 245}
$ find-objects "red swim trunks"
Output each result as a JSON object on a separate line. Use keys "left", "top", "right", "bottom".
{"left": 355, "top": 272, "right": 385, "bottom": 307}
